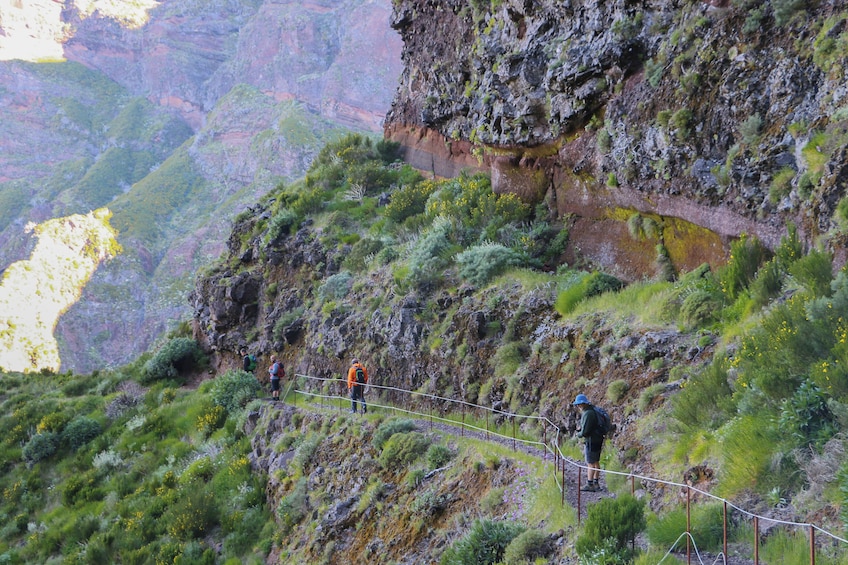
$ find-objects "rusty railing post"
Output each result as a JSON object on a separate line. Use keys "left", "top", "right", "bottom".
{"left": 512, "top": 416, "right": 516, "bottom": 452}
{"left": 686, "top": 486, "right": 691, "bottom": 565}
{"left": 810, "top": 524, "right": 815, "bottom": 565}
{"left": 577, "top": 467, "right": 582, "bottom": 525}
{"left": 754, "top": 516, "right": 759, "bottom": 565}
{"left": 723, "top": 501, "right": 728, "bottom": 562}
{"left": 561, "top": 457, "right": 566, "bottom": 508}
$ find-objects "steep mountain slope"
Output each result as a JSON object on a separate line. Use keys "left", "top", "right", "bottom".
{"left": 0, "top": 0, "right": 402, "bottom": 372}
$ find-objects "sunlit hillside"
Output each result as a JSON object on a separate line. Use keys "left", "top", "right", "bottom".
{"left": 0, "top": 209, "right": 120, "bottom": 373}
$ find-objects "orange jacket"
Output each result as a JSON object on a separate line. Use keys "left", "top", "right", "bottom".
{"left": 347, "top": 363, "right": 368, "bottom": 389}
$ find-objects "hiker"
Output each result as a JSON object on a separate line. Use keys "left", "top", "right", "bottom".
{"left": 241, "top": 348, "right": 257, "bottom": 373}
{"left": 347, "top": 358, "right": 368, "bottom": 414}
{"left": 574, "top": 393, "right": 604, "bottom": 492}
{"left": 268, "top": 355, "right": 284, "bottom": 401}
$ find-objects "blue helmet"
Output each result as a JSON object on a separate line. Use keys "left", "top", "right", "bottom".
{"left": 573, "top": 393, "right": 590, "bottom": 405}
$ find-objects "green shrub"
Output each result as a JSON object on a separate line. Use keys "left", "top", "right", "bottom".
{"left": 740, "top": 113, "right": 762, "bottom": 146}
{"left": 439, "top": 519, "right": 525, "bottom": 565}
{"left": 494, "top": 342, "right": 527, "bottom": 378}
{"left": 501, "top": 528, "right": 551, "bottom": 564}
{"left": 670, "top": 108, "right": 693, "bottom": 140}
{"left": 343, "top": 237, "right": 385, "bottom": 272}
{"left": 788, "top": 248, "right": 833, "bottom": 297}
{"left": 408, "top": 220, "right": 455, "bottom": 283}
{"left": 372, "top": 418, "right": 417, "bottom": 450}
{"left": 318, "top": 272, "right": 354, "bottom": 301}
{"left": 646, "top": 502, "right": 728, "bottom": 552}
{"left": 379, "top": 432, "right": 430, "bottom": 471}
{"left": 290, "top": 435, "right": 322, "bottom": 478}
{"left": 671, "top": 359, "right": 734, "bottom": 432}
{"left": 426, "top": 444, "right": 454, "bottom": 470}
{"left": 22, "top": 432, "right": 59, "bottom": 463}
{"left": 634, "top": 550, "right": 685, "bottom": 564}
{"left": 181, "top": 456, "right": 215, "bottom": 485}
{"left": 749, "top": 258, "right": 784, "bottom": 308}
{"left": 456, "top": 243, "right": 521, "bottom": 286}
{"left": 210, "top": 370, "right": 262, "bottom": 414}
{"left": 719, "top": 234, "right": 768, "bottom": 300}
{"left": 410, "top": 488, "right": 452, "bottom": 517}
{"left": 606, "top": 379, "right": 629, "bottom": 403}
{"left": 62, "top": 471, "right": 104, "bottom": 507}
{"left": 61, "top": 417, "right": 102, "bottom": 451}
{"left": 585, "top": 272, "right": 625, "bottom": 297}
{"left": 276, "top": 477, "right": 308, "bottom": 535}
{"left": 835, "top": 196, "right": 848, "bottom": 232}
{"left": 680, "top": 289, "right": 723, "bottom": 328}
{"left": 778, "top": 380, "right": 835, "bottom": 448}
{"left": 555, "top": 279, "right": 588, "bottom": 315}
{"left": 266, "top": 207, "right": 299, "bottom": 244}
{"left": 141, "top": 338, "right": 205, "bottom": 384}
{"left": 768, "top": 166, "right": 795, "bottom": 204}
{"left": 773, "top": 0, "right": 805, "bottom": 26}
{"left": 575, "top": 494, "right": 645, "bottom": 561}
{"left": 638, "top": 384, "right": 665, "bottom": 412}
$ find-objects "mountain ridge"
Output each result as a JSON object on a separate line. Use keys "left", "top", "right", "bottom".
{"left": 0, "top": 0, "right": 403, "bottom": 373}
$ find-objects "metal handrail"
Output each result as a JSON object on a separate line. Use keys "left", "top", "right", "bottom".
{"left": 289, "top": 372, "right": 848, "bottom": 558}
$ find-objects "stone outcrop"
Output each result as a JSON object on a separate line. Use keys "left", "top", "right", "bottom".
{"left": 384, "top": 0, "right": 848, "bottom": 277}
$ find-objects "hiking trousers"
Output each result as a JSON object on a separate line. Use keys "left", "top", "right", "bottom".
{"left": 350, "top": 385, "right": 366, "bottom": 413}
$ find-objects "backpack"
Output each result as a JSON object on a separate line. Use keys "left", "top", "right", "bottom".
{"left": 270, "top": 362, "right": 283, "bottom": 378}
{"left": 594, "top": 406, "right": 611, "bottom": 436}
{"left": 355, "top": 365, "right": 366, "bottom": 385}
{"left": 246, "top": 354, "right": 257, "bottom": 372}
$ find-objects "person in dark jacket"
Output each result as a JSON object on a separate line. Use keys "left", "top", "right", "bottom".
{"left": 240, "top": 348, "right": 255, "bottom": 373}
{"left": 574, "top": 393, "right": 604, "bottom": 492}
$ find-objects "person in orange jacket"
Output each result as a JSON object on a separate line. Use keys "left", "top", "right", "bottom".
{"left": 347, "top": 358, "right": 368, "bottom": 414}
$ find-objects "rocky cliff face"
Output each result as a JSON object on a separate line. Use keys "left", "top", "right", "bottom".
{"left": 384, "top": 0, "right": 848, "bottom": 278}
{"left": 0, "top": 0, "right": 403, "bottom": 372}
{"left": 190, "top": 197, "right": 711, "bottom": 469}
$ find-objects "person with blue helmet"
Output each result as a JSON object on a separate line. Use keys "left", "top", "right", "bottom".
{"left": 574, "top": 393, "right": 604, "bottom": 492}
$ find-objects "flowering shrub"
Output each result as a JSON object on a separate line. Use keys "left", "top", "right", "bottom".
{"left": 196, "top": 404, "right": 227, "bottom": 436}
{"left": 166, "top": 488, "right": 218, "bottom": 541}
{"left": 384, "top": 180, "right": 439, "bottom": 223}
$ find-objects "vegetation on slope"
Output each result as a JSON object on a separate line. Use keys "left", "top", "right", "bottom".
{"left": 210, "top": 132, "right": 848, "bottom": 554}
{"left": 4, "top": 132, "right": 848, "bottom": 563}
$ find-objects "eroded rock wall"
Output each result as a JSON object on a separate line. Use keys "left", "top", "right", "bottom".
{"left": 385, "top": 0, "right": 848, "bottom": 277}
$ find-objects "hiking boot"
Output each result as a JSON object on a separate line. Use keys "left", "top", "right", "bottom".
{"left": 580, "top": 484, "right": 597, "bottom": 492}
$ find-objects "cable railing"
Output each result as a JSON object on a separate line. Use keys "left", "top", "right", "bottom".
{"left": 287, "top": 373, "right": 847, "bottom": 565}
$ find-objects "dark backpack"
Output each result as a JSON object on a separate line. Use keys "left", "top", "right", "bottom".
{"left": 355, "top": 366, "right": 366, "bottom": 385}
{"left": 246, "top": 354, "right": 257, "bottom": 372}
{"left": 594, "top": 406, "right": 611, "bottom": 436}
{"left": 271, "top": 362, "right": 283, "bottom": 378}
